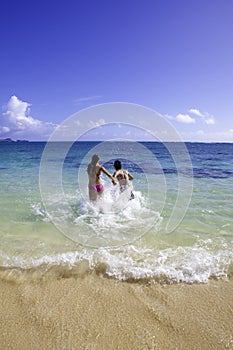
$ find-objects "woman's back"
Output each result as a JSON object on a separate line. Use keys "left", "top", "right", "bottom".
{"left": 87, "top": 164, "right": 101, "bottom": 185}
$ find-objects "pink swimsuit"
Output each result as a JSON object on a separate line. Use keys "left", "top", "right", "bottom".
{"left": 89, "top": 183, "right": 103, "bottom": 192}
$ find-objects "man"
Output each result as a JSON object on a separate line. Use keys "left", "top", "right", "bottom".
{"left": 113, "top": 160, "right": 134, "bottom": 199}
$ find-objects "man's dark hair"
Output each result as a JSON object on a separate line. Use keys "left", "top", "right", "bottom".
{"left": 114, "top": 160, "right": 121, "bottom": 170}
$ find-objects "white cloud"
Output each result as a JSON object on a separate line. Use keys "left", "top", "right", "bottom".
{"left": 189, "top": 107, "right": 215, "bottom": 125}
{"left": 196, "top": 129, "right": 204, "bottom": 135}
{"left": 205, "top": 117, "right": 215, "bottom": 125}
{"left": 1, "top": 95, "right": 56, "bottom": 140}
{"left": 74, "top": 120, "right": 81, "bottom": 126}
{"left": 164, "top": 114, "right": 175, "bottom": 120}
{"left": 88, "top": 118, "right": 106, "bottom": 128}
{"left": 181, "top": 129, "right": 233, "bottom": 142}
{"left": 73, "top": 95, "right": 101, "bottom": 105}
{"left": 189, "top": 108, "right": 205, "bottom": 117}
{"left": 0, "top": 126, "right": 10, "bottom": 134}
{"left": 4, "top": 95, "right": 40, "bottom": 130}
{"left": 166, "top": 108, "right": 215, "bottom": 126}
{"left": 176, "top": 113, "right": 195, "bottom": 124}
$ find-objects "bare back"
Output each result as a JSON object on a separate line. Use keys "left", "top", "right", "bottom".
{"left": 87, "top": 164, "right": 102, "bottom": 186}
{"left": 114, "top": 169, "right": 130, "bottom": 187}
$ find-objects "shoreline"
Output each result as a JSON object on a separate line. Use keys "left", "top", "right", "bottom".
{"left": 0, "top": 274, "right": 232, "bottom": 350}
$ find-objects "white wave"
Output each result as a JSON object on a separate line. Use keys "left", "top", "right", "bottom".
{"left": 31, "top": 187, "right": 161, "bottom": 247}
{"left": 30, "top": 203, "right": 50, "bottom": 222}
{"left": 0, "top": 240, "right": 232, "bottom": 283}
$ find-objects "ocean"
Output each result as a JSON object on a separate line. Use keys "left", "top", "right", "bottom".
{"left": 0, "top": 141, "right": 233, "bottom": 283}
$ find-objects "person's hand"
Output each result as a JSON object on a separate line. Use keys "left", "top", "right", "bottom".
{"left": 112, "top": 179, "right": 116, "bottom": 185}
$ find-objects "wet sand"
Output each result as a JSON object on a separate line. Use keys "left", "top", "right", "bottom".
{"left": 0, "top": 274, "right": 233, "bottom": 350}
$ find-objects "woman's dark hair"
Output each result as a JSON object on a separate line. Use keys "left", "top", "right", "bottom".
{"left": 114, "top": 160, "right": 121, "bottom": 170}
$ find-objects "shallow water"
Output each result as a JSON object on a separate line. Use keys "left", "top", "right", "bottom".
{"left": 0, "top": 141, "right": 232, "bottom": 283}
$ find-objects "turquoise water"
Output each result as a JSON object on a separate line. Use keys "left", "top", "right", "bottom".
{"left": 0, "top": 141, "right": 232, "bottom": 283}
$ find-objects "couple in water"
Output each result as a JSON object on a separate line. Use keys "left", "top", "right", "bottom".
{"left": 87, "top": 154, "right": 134, "bottom": 201}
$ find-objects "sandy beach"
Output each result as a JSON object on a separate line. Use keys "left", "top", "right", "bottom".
{"left": 0, "top": 272, "right": 232, "bottom": 350}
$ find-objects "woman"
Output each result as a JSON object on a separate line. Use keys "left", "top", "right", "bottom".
{"left": 87, "top": 154, "right": 116, "bottom": 201}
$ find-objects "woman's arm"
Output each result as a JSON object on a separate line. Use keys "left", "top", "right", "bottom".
{"left": 101, "top": 166, "right": 116, "bottom": 184}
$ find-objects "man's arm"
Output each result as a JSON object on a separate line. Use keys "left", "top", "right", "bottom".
{"left": 127, "top": 171, "right": 134, "bottom": 181}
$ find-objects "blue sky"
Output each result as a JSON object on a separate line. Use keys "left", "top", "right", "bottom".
{"left": 0, "top": 0, "right": 233, "bottom": 141}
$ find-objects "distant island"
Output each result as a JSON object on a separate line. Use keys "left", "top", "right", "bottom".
{"left": 0, "top": 138, "right": 29, "bottom": 143}
{"left": 0, "top": 138, "right": 14, "bottom": 142}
